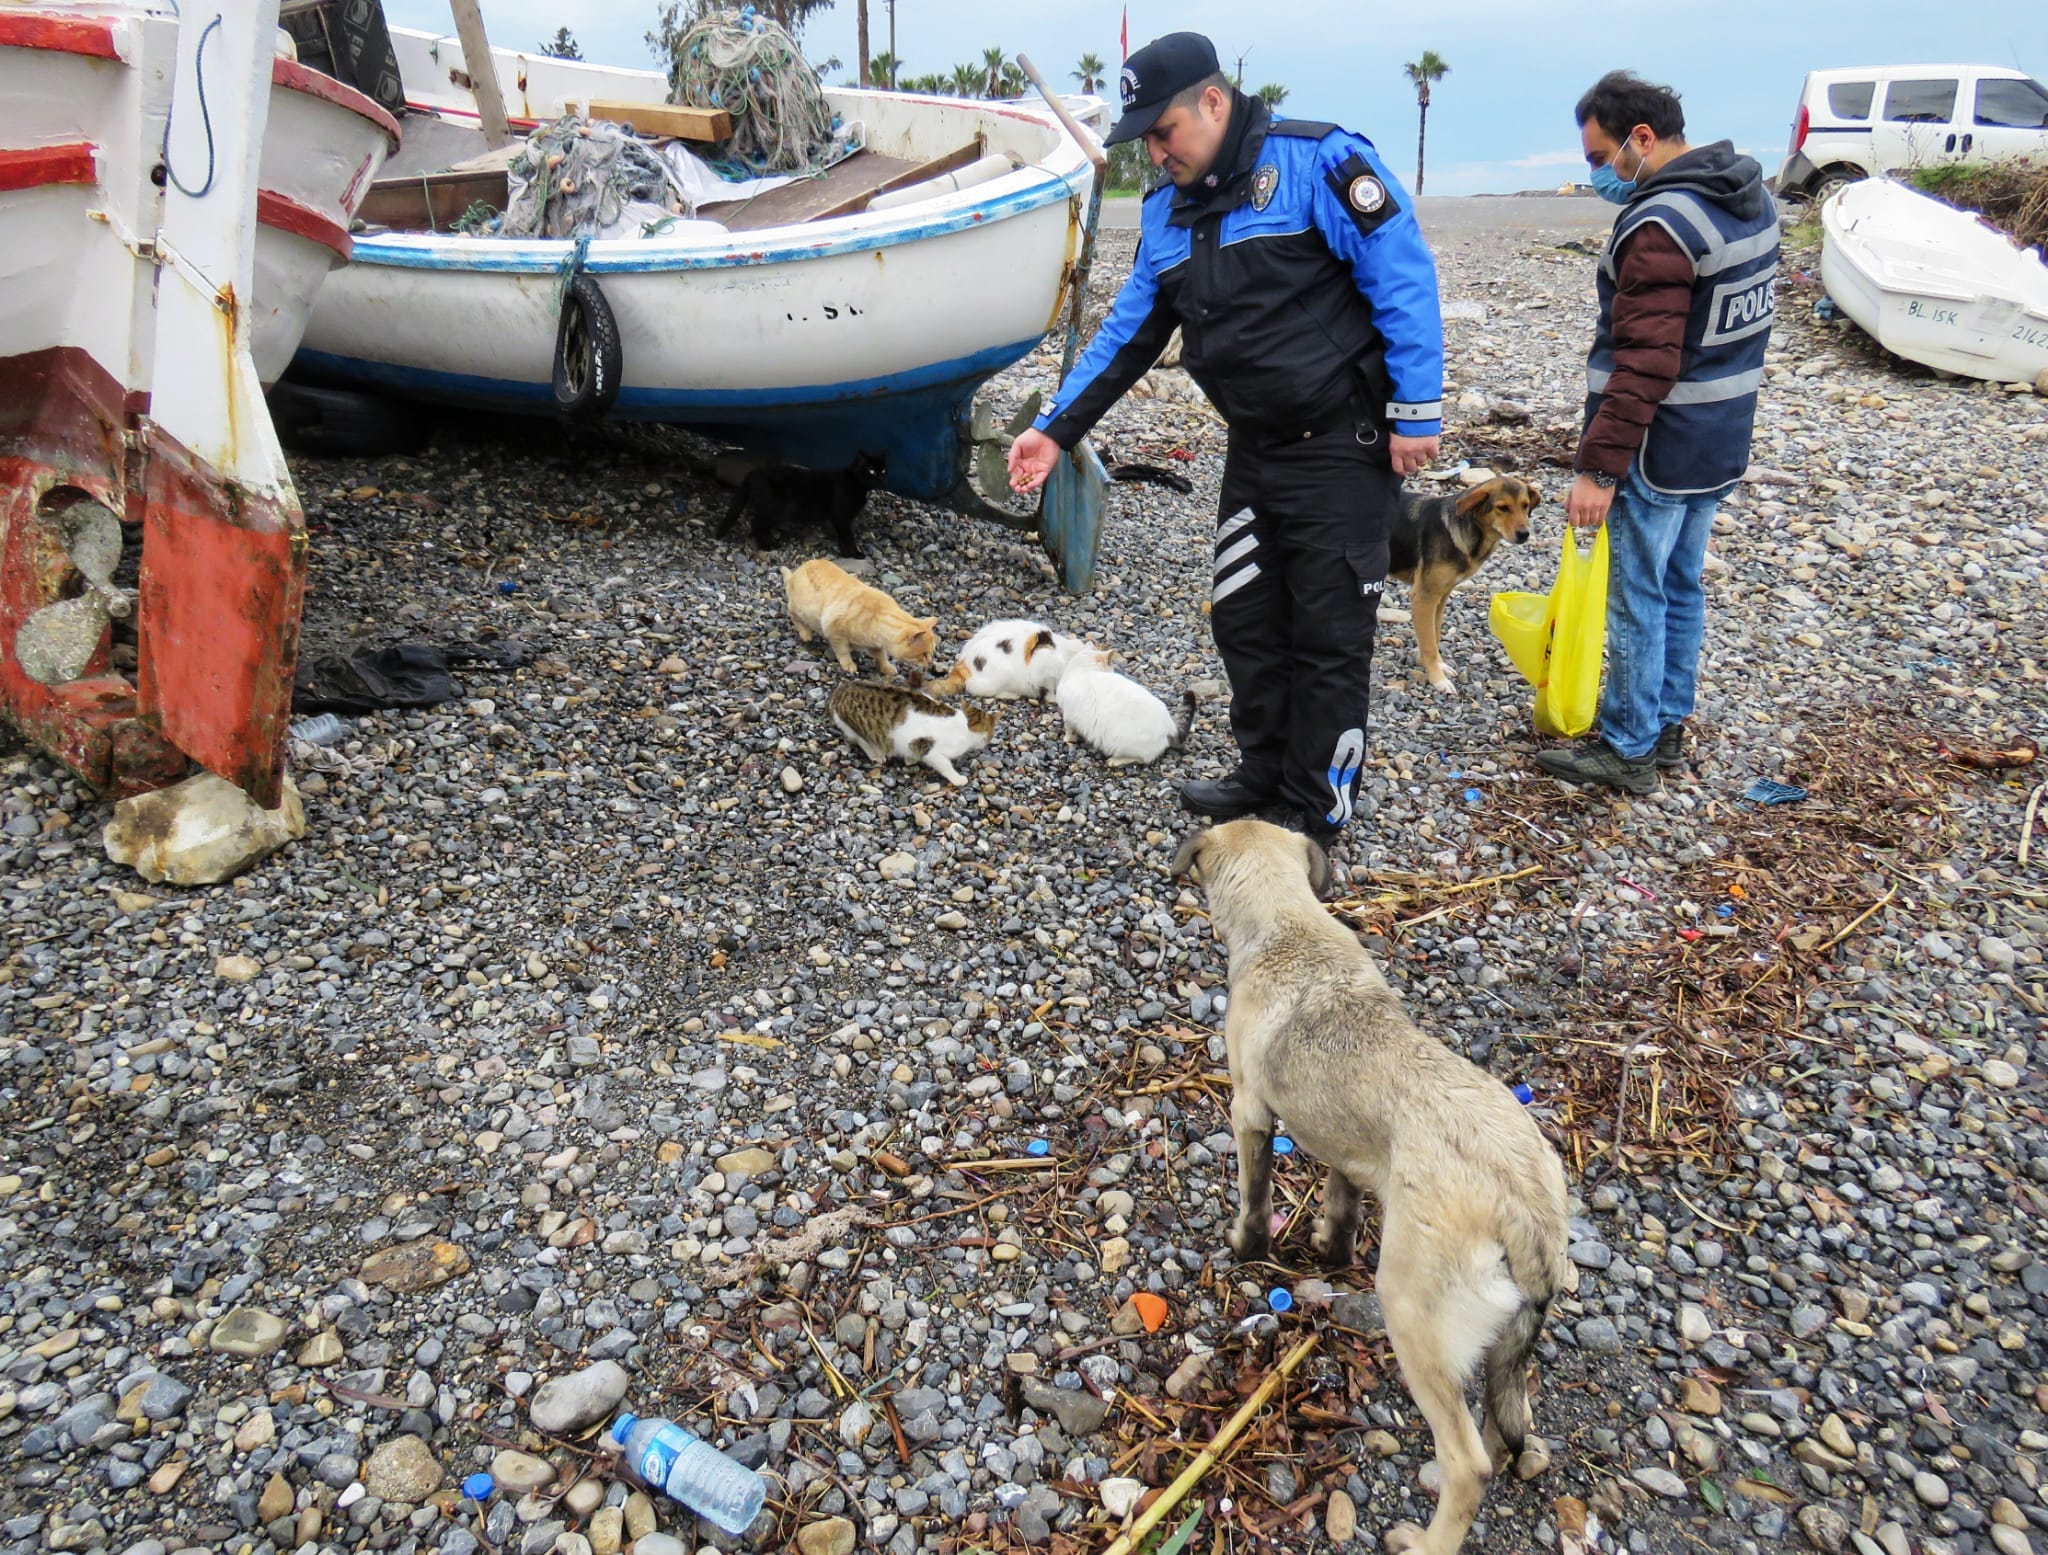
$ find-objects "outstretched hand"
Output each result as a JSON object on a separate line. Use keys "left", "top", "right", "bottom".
{"left": 1008, "top": 429, "right": 1061, "bottom": 495}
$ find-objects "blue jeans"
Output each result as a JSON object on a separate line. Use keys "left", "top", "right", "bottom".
{"left": 1598, "top": 466, "right": 1727, "bottom": 760}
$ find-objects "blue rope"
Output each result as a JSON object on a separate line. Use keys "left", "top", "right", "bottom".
{"left": 161, "top": 13, "right": 222, "bottom": 199}
{"left": 552, "top": 233, "right": 591, "bottom": 315}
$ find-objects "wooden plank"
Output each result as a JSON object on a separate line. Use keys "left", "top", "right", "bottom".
{"left": 446, "top": 0, "right": 510, "bottom": 150}
{"left": 698, "top": 147, "right": 922, "bottom": 231}
{"left": 866, "top": 135, "right": 988, "bottom": 200}
{"left": 695, "top": 139, "right": 988, "bottom": 231}
{"left": 580, "top": 98, "right": 732, "bottom": 144}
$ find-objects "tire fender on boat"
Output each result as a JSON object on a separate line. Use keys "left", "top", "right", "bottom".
{"left": 553, "top": 273, "right": 623, "bottom": 419}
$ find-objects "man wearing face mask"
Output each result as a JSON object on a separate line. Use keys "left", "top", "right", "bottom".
{"left": 1535, "top": 70, "right": 1778, "bottom": 794}
{"left": 1007, "top": 32, "right": 1443, "bottom": 848}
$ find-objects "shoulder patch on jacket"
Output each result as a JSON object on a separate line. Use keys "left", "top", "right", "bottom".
{"left": 1325, "top": 150, "right": 1398, "bottom": 237}
{"left": 1267, "top": 118, "right": 1339, "bottom": 140}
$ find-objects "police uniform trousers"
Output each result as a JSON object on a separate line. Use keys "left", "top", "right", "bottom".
{"left": 1206, "top": 416, "right": 1399, "bottom": 830}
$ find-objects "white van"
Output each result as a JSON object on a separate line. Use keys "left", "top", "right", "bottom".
{"left": 1775, "top": 65, "right": 2048, "bottom": 202}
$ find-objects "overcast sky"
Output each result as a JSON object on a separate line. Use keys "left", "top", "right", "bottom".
{"left": 386, "top": 0, "right": 2045, "bottom": 196}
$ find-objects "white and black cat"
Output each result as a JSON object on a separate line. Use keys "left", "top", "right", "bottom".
{"left": 828, "top": 678, "right": 997, "bottom": 786}
{"left": 719, "top": 451, "right": 887, "bottom": 557}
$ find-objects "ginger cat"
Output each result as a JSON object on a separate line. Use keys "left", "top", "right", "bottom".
{"left": 781, "top": 559, "right": 938, "bottom": 676}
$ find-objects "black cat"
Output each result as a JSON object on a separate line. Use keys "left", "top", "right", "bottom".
{"left": 717, "top": 450, "right": 887, "bottom": 558}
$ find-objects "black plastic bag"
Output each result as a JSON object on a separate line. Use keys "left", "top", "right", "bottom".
{"left": 291, "top": 639, "right": 531, "bottom": 714}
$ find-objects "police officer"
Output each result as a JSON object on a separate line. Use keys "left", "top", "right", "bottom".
{"left": 1536, "top": 71, "right": 1778, "bottom": 794}
{"left": 1008, "top": 32, "right": 1444, "bottom": 846}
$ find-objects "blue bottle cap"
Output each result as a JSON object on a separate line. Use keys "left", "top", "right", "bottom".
{"left": 1268, "top": 1287, "right": 1293, "bottom": 1313}
{"left": 1465, "top": 789, "right": 1482, "bottom": 804}
{"left": 1511, "top": 1083, "right": 1534, "bottom": 1105}
{"left": 1025, "top": 1139, "right": 1050, "bottom": 1157}
{"left": 610, "top": 1411, "right": 637, "bottom": 1443}
{"left": 1272, "top": 1136, "right": 1295, "bottom": 1156}
{"left": 461, "top": 1472, "right": 495, "bottom": 1501}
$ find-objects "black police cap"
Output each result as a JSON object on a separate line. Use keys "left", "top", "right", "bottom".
{"left": 1103, "top": 32, "right": 1222, "bottom": 147}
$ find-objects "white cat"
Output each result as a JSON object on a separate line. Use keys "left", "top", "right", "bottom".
{"left": 934, "top": 618, "right": 1088, "bottom": 700}
{"left": 827, "top": 680, "right": 997, "bottom": 787}
{"left": 1053, "top": 649, "right": 1196, "bottom": 767}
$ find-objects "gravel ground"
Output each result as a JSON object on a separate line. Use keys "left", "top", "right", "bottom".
{"left": 1, "top": 219, "right": 2045, "bottom": 1555}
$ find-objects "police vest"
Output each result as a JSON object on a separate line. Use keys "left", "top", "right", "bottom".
{"left": 1586, "top": 187, "right": 1780, "bottom": 495}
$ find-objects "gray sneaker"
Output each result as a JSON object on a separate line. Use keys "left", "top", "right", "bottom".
{"left": 1533, "top": 742, "right": 1662, "bottom": 794}
{"left": 1654, "top": 724, "right": 1689, "bottom": 770}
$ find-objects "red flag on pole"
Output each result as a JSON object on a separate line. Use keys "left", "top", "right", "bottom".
{"left": 1120, "top": 6, "right": 1129, "bottom": 60}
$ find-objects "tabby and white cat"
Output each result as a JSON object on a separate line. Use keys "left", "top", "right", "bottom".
{"left": 933, "top": 618, "right": 1088, "bottom": 700}
{"left": 1053, "top": 649, "right": 1195, "bottom": 766}
{"left": 828, "top": 679, "right": 997, "bottom": 787}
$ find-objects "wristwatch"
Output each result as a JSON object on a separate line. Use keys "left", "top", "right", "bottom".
{"left": 1585, "top": 470, "right": 1618, "bottom": 490}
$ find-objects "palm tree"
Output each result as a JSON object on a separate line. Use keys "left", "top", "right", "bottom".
{"left": 1403, "top": 51, "right": 1449, "bottom": 195}
{"left": 1254, "top": 82, "right": 1288, "bottom": 110}
{"left": 998, "top": 61, "right": 1025, "bottom": 98}
{"left": 951, "top": 62, "right": 983, "bottom": 97}
{"left": 869, "top": 50, "right": 900, "bottom": 89}
{"left": 982, "top": 46, "right": 1008, "bottom": 98}
{"left": 1073, "top": 52, "right": 1107, "bottom": 95}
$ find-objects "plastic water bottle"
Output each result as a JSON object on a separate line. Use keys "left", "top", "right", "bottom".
{"left": 289, "top": 712, "right": 347, "bottom": 746}
{"left": 610, "top": 1412, "right": 765, "bottom": 1535}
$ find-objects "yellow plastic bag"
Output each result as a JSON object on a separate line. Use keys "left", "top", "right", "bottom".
{"left": 1489, "top": 524, "right": 1609, "bottom": 738}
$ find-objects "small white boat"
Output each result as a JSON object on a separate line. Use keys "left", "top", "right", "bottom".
{"left": 290, "top": 27, "right": 1111, "bottom": 587}
{"left": 1, "top": 4, "right": 397, "bottom": 386}
{"left": 1820, "top": 176, "right": 2048, "bottom": 382}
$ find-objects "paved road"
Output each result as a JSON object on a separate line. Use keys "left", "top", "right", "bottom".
{"left": 1100, "top": 193, "right": 1619, "bottom": 237}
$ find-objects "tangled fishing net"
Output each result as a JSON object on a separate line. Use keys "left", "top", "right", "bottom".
{"left": 664, "top": 5, "right": 834, "bottom": 175}
{"left": 496, "top": 116, "right": 697, "bottom": 240}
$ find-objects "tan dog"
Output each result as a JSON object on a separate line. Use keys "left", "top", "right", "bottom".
{"left": 780, "top": 558, "right": 938, "bottom": 676}
{"left": 1390, "top": 476, "right": 1542, "bottom": 692}
{"left": 1172, "top": 818, "right": 1570, "bottom": 1555}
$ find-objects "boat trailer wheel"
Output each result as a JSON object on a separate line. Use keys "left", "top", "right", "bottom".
{"left": 553, "top": 273, "right": 623, "bottom": 418}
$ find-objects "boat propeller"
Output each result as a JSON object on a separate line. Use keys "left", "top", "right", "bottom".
{"left": 14, "top": 497, "right": 135, "bottom": 687}
{"left": 968, "top": 390, "right": 1043, "bottom": 507}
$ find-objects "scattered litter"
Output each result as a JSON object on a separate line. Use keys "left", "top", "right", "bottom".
{"left": 1233, "top": 1312, "right": 1278, "bottom": 1339}
{"left": 460, "top": 1472, "right": 494, "bottom": 1504}
{"left": 289, "top": 712, "right": 348, "bottom": 746}
{"left": 497, "top": 580, "right": 521, "bottom": 595}
{"left": 1814, "top": 296, "right": 1840, "bottom": 320}
{"left": 1267, "top": 1287, "right": 1294, "bottom": 1314}
{"left": 1465, "top": 787, "right": 1482, "bottom": 803}
{"left": 291, "top": 638, "right": 532, "bottom": 715}
{"left": 1130, "top": 1292, "right": 1168, "bottom": 1333}
{"left": 1272, "top": 1135, "right": 1295, "bottom": 1157}
{"left": 1108, "top": 462, "right": 1195, "bottom": 495}
{"left": 1024, "top": 1139, "right": 1050, "bottom": 1157}
{"left": 1511, "top": 1082, "right": 1534, "bottom": 1105}
{"left": 611, "top": 1410, "right": 765, "bottom": 1534}
{"left": 1742, "top": 777, "right": 1810, "bottom": 805}
{"left": 1936, "top": 736, "right": 2038, "bottom": 771}
{"left": 1715, "top": 903, "right": 1735, "bottom": 918}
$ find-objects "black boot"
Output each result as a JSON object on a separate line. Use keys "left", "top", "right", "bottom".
{"left": 1179, "top": 770, "right": 1277, "bottom": 820}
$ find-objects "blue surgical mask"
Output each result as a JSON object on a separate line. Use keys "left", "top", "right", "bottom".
{"left": 1591, "top": 140, "right": 1646, "bottom": 204}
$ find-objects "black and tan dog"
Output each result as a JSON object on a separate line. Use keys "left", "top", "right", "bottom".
{"left": 1390, "top": 475, "right": 1542, "bottom": 693}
